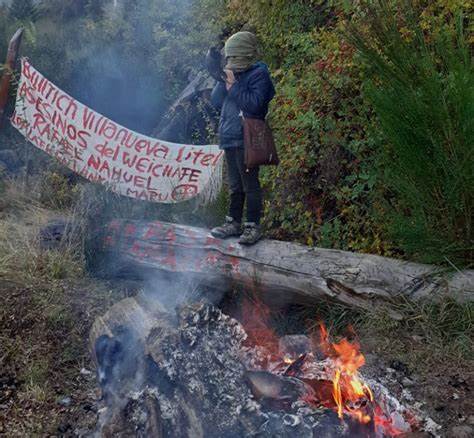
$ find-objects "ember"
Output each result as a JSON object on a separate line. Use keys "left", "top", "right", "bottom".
{"left": 91, "top": 294, "right": 436, "bottom": 437}
{"left": 239, "top": 297, "right": 412, "bottom": 436}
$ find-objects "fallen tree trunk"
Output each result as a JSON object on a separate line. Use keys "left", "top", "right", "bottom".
{"left": 99, "top": 220, "right": 473, "bottom": 318}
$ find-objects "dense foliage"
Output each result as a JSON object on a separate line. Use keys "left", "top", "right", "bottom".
{"left": 0, "top": 0, "right": 472, "bottom": 266}
{"left": 349, "top": 1, "right": 473, "bottom": 264}
{"left": 220, "top": 0, "right": 473, "bottom": 265}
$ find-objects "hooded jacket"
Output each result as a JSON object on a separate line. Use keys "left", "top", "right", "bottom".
{"left": 211, "top": 62, "right": 275, "bottom": 149}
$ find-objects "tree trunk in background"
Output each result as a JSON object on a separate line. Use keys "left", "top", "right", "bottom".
{"left": 98, "top": 220, "right": 473, "bottom": 320}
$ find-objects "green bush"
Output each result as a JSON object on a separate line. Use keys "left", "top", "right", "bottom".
{"left": 348, "top": 0, "right": 473, "bottom": 266}
{"left": 222, "top": 1, "right": 392, "bottom": 253}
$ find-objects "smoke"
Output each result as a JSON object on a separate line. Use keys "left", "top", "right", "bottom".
{"left": 93, "top": 269, "right": 227, "bottom": 435}
{"left": 142, "top": 271, "right": 227, "bottom": 315}
{"left": 70, "top": 43, "right": 167, "bottom": 134}
{"left": 68, "top": 1, "right": 168, "bottom": 134}
{"left": 44, "top": 0, "right": 216, "bottom": 135}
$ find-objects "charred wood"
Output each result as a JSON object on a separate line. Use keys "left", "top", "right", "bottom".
{"left": 90, "top": 296, "right": 363, "bottom": 437}
{"left": 0, "top": 28, "right": 24, "bottom": 128}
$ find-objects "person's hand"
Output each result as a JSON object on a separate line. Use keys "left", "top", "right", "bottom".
{"left": 224, "top": 69, "right": 236, "bottom": 91}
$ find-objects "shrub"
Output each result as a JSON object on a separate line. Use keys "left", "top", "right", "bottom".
{"left": 348, "top": 0, "right": 473, "bottom": 265}
{"left": 222, "top": 1, "right": 392, "bottom": 253}
{"left": 39, "top": 171, "right": 80, "bottom": 210}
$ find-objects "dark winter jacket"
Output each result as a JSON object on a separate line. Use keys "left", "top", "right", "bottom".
{"left": 211, "top": 62, "right": 275, "bottom": 149}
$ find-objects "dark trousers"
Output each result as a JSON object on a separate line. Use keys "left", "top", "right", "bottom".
{"left": 225, "top": 148, "right": 262, "bottom": 224}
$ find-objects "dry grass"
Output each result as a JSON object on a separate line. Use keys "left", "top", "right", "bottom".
{"left": 274, "top": 297, "right": 474, "bottom": 370}
{"left": 0, "top": 179, "right": 127, "bottom": 435}
{"left": 0, "top": 213, "right": 84, "bottom": 286}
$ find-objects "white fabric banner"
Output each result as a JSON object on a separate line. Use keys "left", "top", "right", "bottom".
{"left": 11, "top": 59, "right": 223, "bottom": 204}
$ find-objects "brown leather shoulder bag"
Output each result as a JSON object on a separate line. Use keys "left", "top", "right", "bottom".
{"left": 242, "top": 117, "right": 280, "bottom": 169}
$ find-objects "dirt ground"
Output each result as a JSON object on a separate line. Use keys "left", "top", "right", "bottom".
{"left": 362, "top": 337, "right": 474, "bottom": 437}
{"left": 0, "top": 277, "right": 138, "bottom": 436}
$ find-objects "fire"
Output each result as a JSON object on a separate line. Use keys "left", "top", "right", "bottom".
{"left": 321, "top": 329, "right": 375, "bottom": 424}
{"left": 239, "top": 296, "right": 405, "bottom": 436}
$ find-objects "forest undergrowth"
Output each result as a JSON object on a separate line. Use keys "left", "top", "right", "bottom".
{"left": 1, "top": 0, "right": 472, "bottom": 266}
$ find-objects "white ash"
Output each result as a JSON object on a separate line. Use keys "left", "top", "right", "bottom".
{"left": 94, "top": 303, "right": 435, "bottom": 437}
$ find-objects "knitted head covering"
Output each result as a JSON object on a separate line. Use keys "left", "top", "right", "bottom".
{"left": 224, "top": 31, "right": 259, "bottom": 73}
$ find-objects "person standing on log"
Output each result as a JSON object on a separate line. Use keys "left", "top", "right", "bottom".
{"left": 209, "top": 31, "right": 275, "bottom": 245}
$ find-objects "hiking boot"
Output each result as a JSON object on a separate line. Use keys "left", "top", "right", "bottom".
{"left": 239, "top": 223, "right": 263, "bottom": 245}
{"left": 211, "top": 216, "right": 242, "bottom": 239}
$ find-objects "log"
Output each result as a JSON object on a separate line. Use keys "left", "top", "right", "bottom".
{"left": 90, "top": 297, "right": 364, "bottom": 437}
{"left": 89, "top": 296, "right": 427, "bottom": 436}
{"left": 0, "top": 28, "right": 24, "bottom": 128}
{"left": 99, "top": 220, "right": 474, "bottom": 319}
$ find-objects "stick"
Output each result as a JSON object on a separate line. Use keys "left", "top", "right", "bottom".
{"left": 0, "top": 28, "right": 24, "bottom": 129}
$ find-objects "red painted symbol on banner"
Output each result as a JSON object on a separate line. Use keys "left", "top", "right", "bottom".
{"left": 171, "top": 184, "right": 198, "bottom": 201}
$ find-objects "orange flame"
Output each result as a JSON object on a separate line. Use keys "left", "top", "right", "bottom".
{"left": 239, "top": 297, "right": 404, "bottom": 436}
{"left": 319, "top": 323, "right": 374, "bottom": 424}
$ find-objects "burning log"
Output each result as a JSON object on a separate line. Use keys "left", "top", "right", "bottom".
{"left": 90, "top": 296, "right": 344, "bottom": 437}
{"left": 99, "top": 220, "right": 473, "bottom": 319}
{"left": 89, "top": 294, "right": 434, "bottom": 437}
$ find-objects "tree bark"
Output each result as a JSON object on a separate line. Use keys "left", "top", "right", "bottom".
{"left": 0, "top": 28, "right": 24, "bottom": 129}
{"left": 99, "top": 220, "right": 474, "bottom": 319}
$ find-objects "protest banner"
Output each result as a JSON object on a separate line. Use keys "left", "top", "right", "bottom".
{"left": 11, "top": 59, "right": 224, "bottom": 204}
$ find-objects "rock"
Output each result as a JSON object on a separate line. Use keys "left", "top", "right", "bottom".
{"left": 467, "top": 415, "right": 474, "bottom": 425}
{"left": 449, "top": 425, "right": 474, "bottom": 438}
